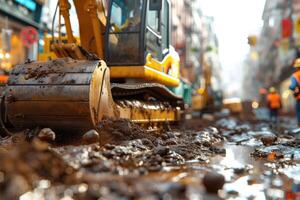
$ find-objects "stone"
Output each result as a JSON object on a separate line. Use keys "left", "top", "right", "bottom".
{"left": 260, "top": 135, "right": 277, "bottom": 146}
{"left": 38, "top": 128, "right": 56, "bottom": 142}
{"left": 155, "top": 146, "right": 170, "bottom": 156}
{"left": 203, "top": 172, "right": 225, "bottom": 194}
{"left": 82, "top": 130, "right": 99, "bottom": 144}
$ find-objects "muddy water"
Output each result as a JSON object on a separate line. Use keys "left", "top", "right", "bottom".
{"left": 211, "top": 116, "right": 300, "bottom": 199}
{"left": 211, "top": 145, "right": 266, "bottom": 199}
{"left": 140, "top": 144, "right": 293, "bottom": 199}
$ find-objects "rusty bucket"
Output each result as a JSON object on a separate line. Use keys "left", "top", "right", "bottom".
{"left": 1, "top": 58, "right": 115, "bottom": 133}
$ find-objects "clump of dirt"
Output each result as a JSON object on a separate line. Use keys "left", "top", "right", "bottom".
{"left": 97, "top": 119, "right": 158, "bottom": 145}
{"left": 25, "top": 67, "right": 57, "bottom": 80}
{"left": 54, "top": 123, "right": 225, "bottom": 176}
{"left": 0, "top": 118, "right": 227, "bottom": 199}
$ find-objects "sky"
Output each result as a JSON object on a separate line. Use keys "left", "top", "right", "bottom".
{"left": 199, "top": 0, "right": 266, "bottom": 97}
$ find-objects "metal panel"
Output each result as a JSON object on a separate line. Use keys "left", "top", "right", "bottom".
{"left": 8, "top": 73, "right": 92, "bottom": 85}
{"left": 6, "top": 85, "right": 90, "bottom": 101}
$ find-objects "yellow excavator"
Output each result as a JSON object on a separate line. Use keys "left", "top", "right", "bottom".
{"left": 0, "top": 0, "right": 185, "bottom": 134}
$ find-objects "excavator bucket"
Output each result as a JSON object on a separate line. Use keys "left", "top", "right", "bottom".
{"left": 0, "top": 58, "right": 116, "bottom": 134}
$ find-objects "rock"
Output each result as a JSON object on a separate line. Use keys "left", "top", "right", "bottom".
{"left": 164, "top": 151, "right": 185, "bottom": 165}
{"left": 210, "top": 147, "right": 226, "bottom": 154}
{"left": 260, "top": 135, "right": 277, "bottom": 146}
{"left": 194, "top": 139, "right": 202, "bottom": 146}
{"left": 38, "top": 128, "right": 56, "bottom": 142}
{"left": 104, "top": 144, "right": 116, "bottom": 150}
{"left": 203, "top": 172, "right": 225, "bottom": 194}
{"left": 202, "top": 141, "right": 212, "bottom": 147}
{"left": 161, "top": 134, "right": 169, "bottom": 140}
{"left": 208, "top": 127, "right": 219, "bottom": 135}
{"left": 247, "top": 176, "right": 258, "bottom": 185}
{"left": 165, "top": 132, "right": 176, "bottom": 139}
{"left": 165, "top": 138, "right": 178, "bottom": 146}
{"left": 138, "top": 167, "right": 148, "bottom": 175}
{"left": 233, "top": 167, "right": 246, "bottom": 175}
{"left": 155, "top": 146, "right": 170, "bottom": 156}
{"left": 153, "top": 138, "right": 164, "bottom": 146}
{"left": 141, "top": 138, "right": 153, "bottom": 147}
{"left": 82, "top": 130, "right": 99, "bottom": 144}
{"left": 227, "top": 190, "right": 239, "bottom": 195}
{"left": 102, "top": 151, "right": 115, "bottom": 159}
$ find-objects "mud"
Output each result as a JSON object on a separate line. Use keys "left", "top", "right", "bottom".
{"left": 0, "top": 139, "right": 77, "bottom": 199}
{"left": 0, "top": 116, "right": 300, "bottom": 199}
{"left": 97, "top": 119, "right": 157, "bottom": 145}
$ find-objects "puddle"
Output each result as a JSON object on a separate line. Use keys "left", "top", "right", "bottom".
{"left": 208, "top": 143, "right": 300, "bottom": 199}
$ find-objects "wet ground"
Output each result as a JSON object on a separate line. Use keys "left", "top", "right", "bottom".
{"left": 0, "top": 114, "right": 300, "bottom": 200}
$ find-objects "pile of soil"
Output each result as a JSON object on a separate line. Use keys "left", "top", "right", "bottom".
{"left": 0, "top": 139, "right": 77, "bottom": 199}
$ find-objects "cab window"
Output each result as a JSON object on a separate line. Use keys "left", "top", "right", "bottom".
{"left": 107, "top": 0, "right": 143, "bottom": 65}
{"left": 146, "top": 1, "right": 162, "bottom": 60}
{"left": 161, "top": 0, "right": 170, "bottom": 52}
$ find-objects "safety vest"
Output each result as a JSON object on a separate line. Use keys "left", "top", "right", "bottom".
{"left": 267, "top": 93, "right": 281, "bottom": 109}
{"left": 293, "top": 71, "right": 300, "bottom": 99}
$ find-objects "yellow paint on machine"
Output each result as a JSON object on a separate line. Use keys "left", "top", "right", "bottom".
{"left": 118, "top": 106, "right": 181, "bottom": 123}
{"left": 145, "top": 53, "right": 180, "bottom": 79}
{"left": 110, "top": 66, "right": 180, "bottom": 87}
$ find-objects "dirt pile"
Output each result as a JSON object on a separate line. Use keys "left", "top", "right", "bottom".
{"left": 97, "top": 119, "right": 157, "bottom": 145}
{"left": 0, "top": 139, "right": 77, "bottom": 199}
{"left": 55, "top": 124, "right": 225, "bottom": 176}
{"left": 0, "top": 119, "right": 227, "bottom": 199}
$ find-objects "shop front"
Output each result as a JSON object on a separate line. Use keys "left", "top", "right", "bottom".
{"left": 0, "top": 0, "right": 44, "bottom": 83}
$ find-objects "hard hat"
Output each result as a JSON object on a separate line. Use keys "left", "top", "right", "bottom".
{"left": 294, "top": 58, "right": 300, "bottom": 68}
{"left": 269, "top": 87, "right": 276, "bottom": 93}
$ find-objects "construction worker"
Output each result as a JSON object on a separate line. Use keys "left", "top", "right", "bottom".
{"left": 266, "top": 87, "right": 281, "bottom": 124}
{"left": 289, "top": 58, "right": 300, "bottom": 125}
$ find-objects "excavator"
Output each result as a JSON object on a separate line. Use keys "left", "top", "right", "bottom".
{"left": 192, "top": 55, "right": 222, "bottom": 116}
{"left": 0, "top": 0, "right": 186, "bottom": 135}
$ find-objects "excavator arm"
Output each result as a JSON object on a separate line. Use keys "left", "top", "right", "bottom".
{"left": 52, "top": 0, "right": 106, "bottom": 59}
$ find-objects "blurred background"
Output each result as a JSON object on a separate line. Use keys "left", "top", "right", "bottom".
{"left": 1, "top": 0, "right": 300, "bottom": 114}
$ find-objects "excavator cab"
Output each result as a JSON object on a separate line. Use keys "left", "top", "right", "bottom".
{"left": 105, "top": 0, "right": 171, "bottom": 66}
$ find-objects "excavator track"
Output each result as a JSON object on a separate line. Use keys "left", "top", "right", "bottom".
{"left": 111, "top": 83, "right": 183, "bottom": 102}
{"left": 0, "top": 58, "right": 182, "bottom": 134}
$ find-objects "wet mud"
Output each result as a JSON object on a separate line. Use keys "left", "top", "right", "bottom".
{"left": 0, "top": 116, "right": 299, "bottom": 199}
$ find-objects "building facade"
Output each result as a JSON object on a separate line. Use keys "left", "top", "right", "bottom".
{"left": 244, "top": 0, "right": 300, "bottom": 111}
{"left": 171, "top": 0, "right": 221, "bottom": 91}
{"left": 0, "top": 0, "right": 45, "bottom": 76}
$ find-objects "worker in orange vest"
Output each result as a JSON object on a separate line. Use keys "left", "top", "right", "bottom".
{"left": 266, "top": 87, "right": 281, "bottom": 124}
{"left": 289, "top": 58, "right": 300, "bottom": 126}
